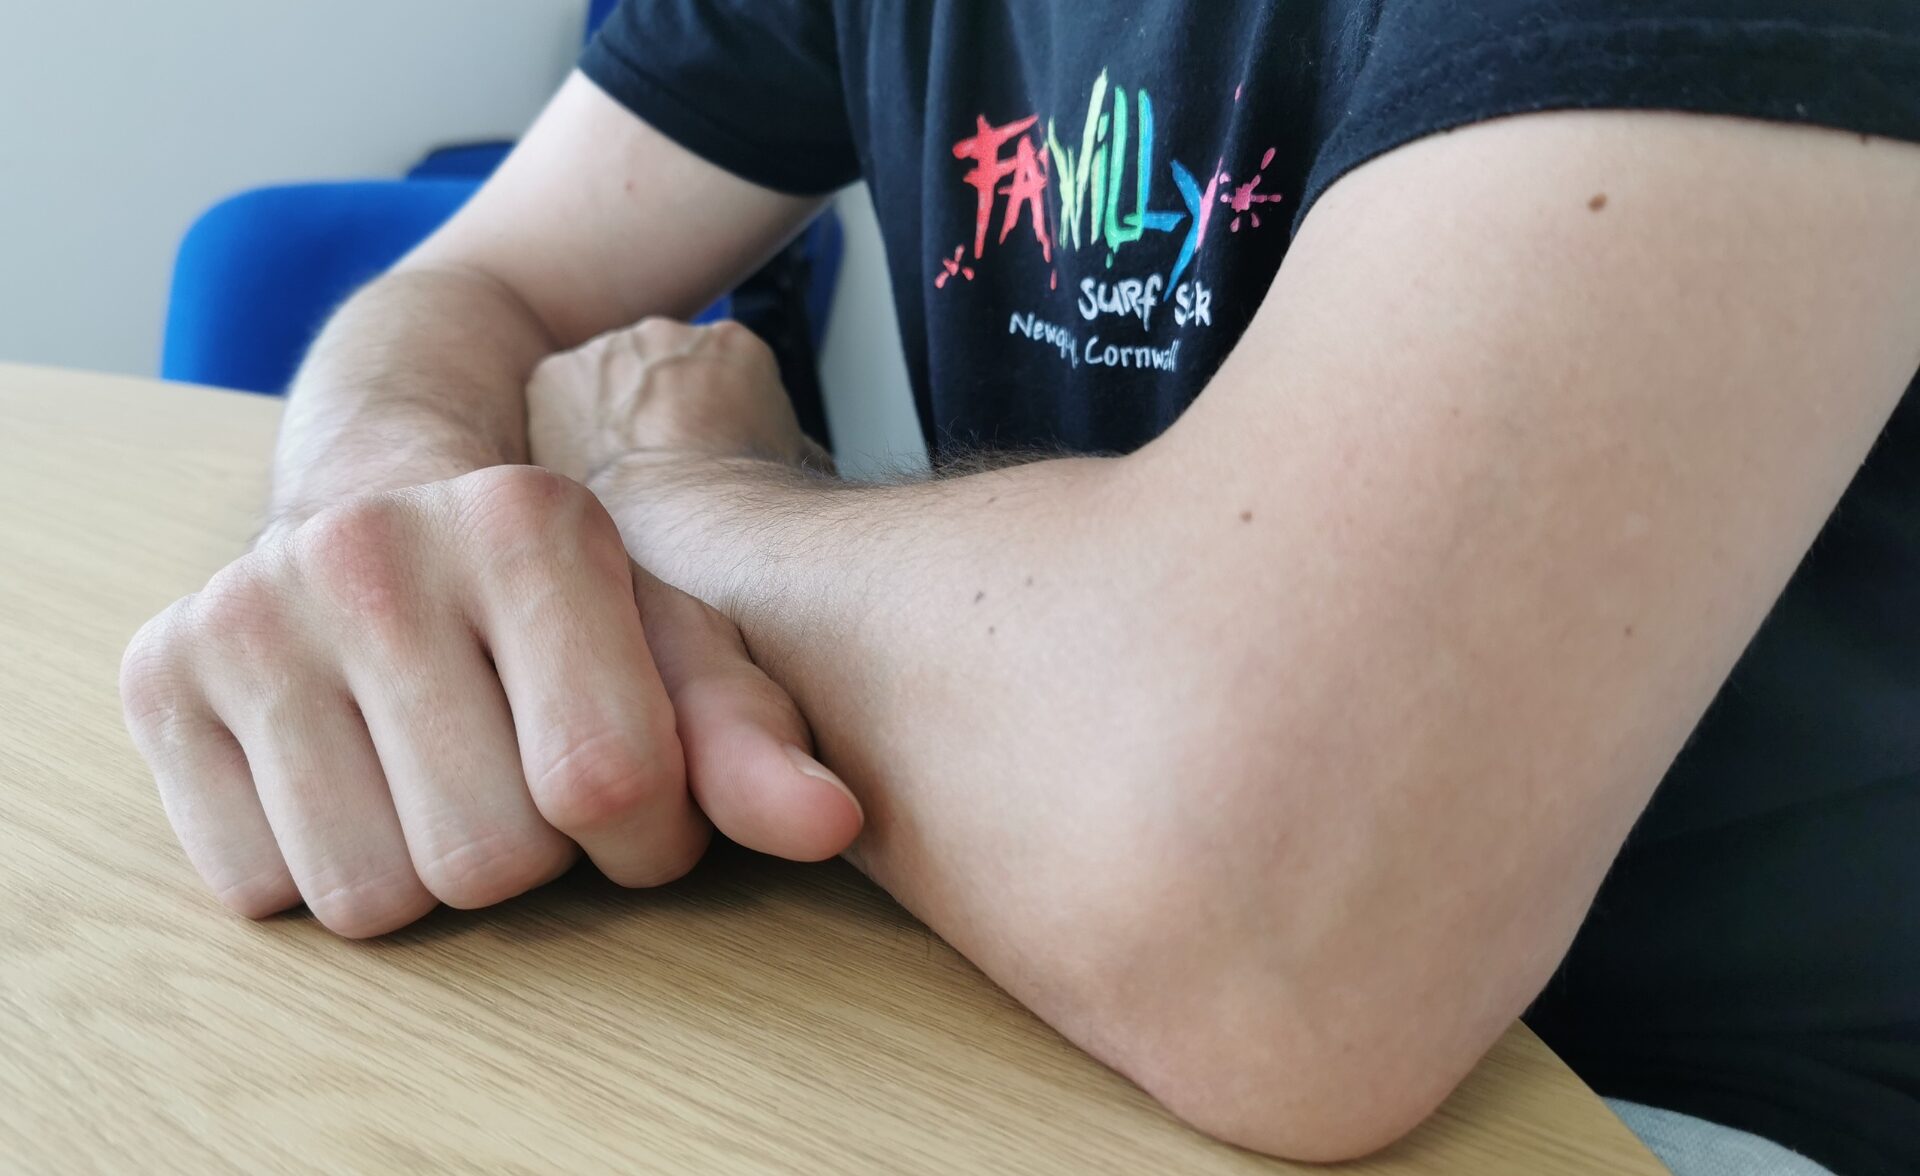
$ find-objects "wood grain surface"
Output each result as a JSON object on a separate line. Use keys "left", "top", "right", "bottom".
{"left": 0, "top": 363, "right": 1667, "bottom": 1174}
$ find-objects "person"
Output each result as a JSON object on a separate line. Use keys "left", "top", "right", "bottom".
{"left": 118, "top": 2, "right": 1920, "bottom": 1171}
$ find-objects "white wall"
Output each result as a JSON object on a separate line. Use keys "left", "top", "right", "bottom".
{"left": 0, "top": 0, "right": 925, "bottom": 476}
{"left": 0, "top": 1, "right": 585, "bottom": 376}
{"left": 819, "top": 186, "right": 927, "bottom": 477}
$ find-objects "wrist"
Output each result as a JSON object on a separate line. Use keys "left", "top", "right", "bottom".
{"left": 266, "top": 409, "right": 522, "bottom": 551}
{"left": 587, "top": 450, "right": 816, "bottom": 616}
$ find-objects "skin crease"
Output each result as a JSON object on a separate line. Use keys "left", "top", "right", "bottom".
{"left": 120, "top": 61, "right": 1920, "bottom": 1161}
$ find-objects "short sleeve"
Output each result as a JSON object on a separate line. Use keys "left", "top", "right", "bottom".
{"left": 580, "top": 0, "right": 860, "bottom": 195}
{"left": 1297, "top": 0, "right": 1920, "bottom": 226}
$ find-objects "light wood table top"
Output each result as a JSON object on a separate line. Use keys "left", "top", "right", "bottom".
{"left": 0, "top": 363, "right": 1667, "bottom": 1175}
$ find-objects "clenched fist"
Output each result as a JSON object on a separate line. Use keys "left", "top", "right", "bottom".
{"left": 122, "top": 464, "right": 860, "bottom": 937}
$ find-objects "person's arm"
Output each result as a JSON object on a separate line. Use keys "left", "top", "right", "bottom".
{"left": 266, "top": 72, "right": 819, "bottom": 534}
{"left": 574, "top": 113, "right": 1920, "bottom": 1158}
{"left": 122, "top": 73, "right": 860, "bottom": 939}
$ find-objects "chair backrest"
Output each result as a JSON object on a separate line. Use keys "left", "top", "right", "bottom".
{"left": 161, "top": 180, "right": 478, "bottom": 395}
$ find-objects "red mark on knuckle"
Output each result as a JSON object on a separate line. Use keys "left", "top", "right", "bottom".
{"left": 297, "top": 500, "right": 416, "bottom": 626}
{"left": 462, "top": 466, "right": 626, "bottom": 584}
{"left": 465, "top": 465, "right": 580, "bottom": 537}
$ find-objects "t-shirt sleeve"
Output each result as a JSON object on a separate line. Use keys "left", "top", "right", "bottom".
{"left": 579, "top": 0, "right": 860, "bottom": 195}
{"left": 1296, "top": 0, "right": 1920, "bottom": 226}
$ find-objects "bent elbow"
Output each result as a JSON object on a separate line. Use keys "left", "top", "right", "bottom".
{"left": 1118, "top": 1012, "right": 1460, "bottom": 1162}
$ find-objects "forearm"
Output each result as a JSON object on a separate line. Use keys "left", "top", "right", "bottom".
{"left": 592, "top": 453, "right": 1120, "bottom": 747}
{"left": 590, "top": 451, "right": 1199, "bottom": 1045}
{"left": 267, "top": 265, "right": 558, "bottom": 536}
{"left": 584, "top": 428, "right": 1669, "bottom": 1158}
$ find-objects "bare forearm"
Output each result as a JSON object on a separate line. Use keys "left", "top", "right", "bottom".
{"left": 590, "top": 452, "right": 1171, "bottom": 1022}
{"left": 267, "top": 265, "right": 558, "bottom": 534}
{"left": 591, "top": 453, "right": 1116, "bottom": 729}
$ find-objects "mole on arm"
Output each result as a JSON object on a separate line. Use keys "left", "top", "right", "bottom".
{"left": 1239, "top": 509, "right": 1254, "bottom": 523}
{"left": 974, "top": 589, "right": 986, "bottom": 604}
{"left": 1588, "top": 193, "right": 1608, "bottom": 212}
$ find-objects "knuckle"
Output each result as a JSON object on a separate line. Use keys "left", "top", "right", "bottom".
{"left": 414, "top": 829, "right": 572, "bottom": 911}
{"left": 305, "top": 872, "right": 434, "bottom": 939}
{"left": 621, "top": 841, "right": 706, "bottom": 889}
{"left": 571, "top": 497, "right": 633, "bottom": 579}
{"left": 190, "top": 561, "right": 290, "bottom": 663}
{"left": 705, "top": 318, "right": 752, "bottom": 344}
{"left": 710, "top": 319, "right": 772, "bottom": 361}
{"left": 463, "top": 467, "right": 629, "bottom": 590}
{"left": 119, "top": 607, "right": 191, "bottom": 728}
{"left": 212, "top": 871, "right": 301, "bottom": 921}
{"left": 533, "top": 732, "right": 679, "bottom": 832}
{"left": 530, "top": 346, "right": 603, "bottom": 408}
{"left": 528, "top": 348, "right": 576, "bottom": 389}
{"left": 632, "top": 316, "right": 694, "bottom": 351}
{"left": 293, "top": 498, "right": 416, "bottom": 624}
{"left": 460, "top": 464, "right": 585, "bottom": 544}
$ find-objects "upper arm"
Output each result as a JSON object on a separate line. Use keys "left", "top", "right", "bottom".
{"left": 1108, "top": 111, "right": 1920, "bottom": 1155}
{"left": 399, "top": 71, "right": 827, "bottom": 349}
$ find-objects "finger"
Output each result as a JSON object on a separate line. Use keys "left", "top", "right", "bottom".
{"left": 634, "top": 565, "right": 863, "bottom": 862}
{"left": 225, "top": 688, "right": 437, "bottom": 938}
{"left": 346, "top": 626, "right": 577, "bottom": 911}
{"left": 126, "top": 684, "right": 300, "bottom": 921}
{"left": 469, "top": 510, "right": 709, "bottom": 887}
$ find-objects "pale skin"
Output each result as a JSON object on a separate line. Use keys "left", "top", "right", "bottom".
{"left": 121, "top": 70, "right": 1920, "bottom": 1159}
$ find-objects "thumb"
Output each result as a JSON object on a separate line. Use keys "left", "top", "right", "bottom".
{"left": 629, "top": 563, "right": 863, "bottom": 861}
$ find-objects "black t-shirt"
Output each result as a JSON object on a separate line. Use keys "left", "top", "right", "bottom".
{"left": 582, "top": 4, "right": 1920, "bottom": 1170}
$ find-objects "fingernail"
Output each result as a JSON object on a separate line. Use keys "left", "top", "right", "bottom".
{"left": 783, "top": 744, "right": 863, "bottom": 818}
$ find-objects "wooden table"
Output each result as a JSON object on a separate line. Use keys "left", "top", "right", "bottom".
{"left": 0, "top": 363, "right": 1667, "bottom": 1174}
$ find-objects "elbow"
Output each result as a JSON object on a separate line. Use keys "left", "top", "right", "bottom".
{"left": 985, "top": 703, "right": 1532, "bottom": 1158}
{"left": 1116, "top": 1014, "right": 1456, "bottom": 1162}
{"left": 1035, "top": 845, "right": 1474, "bottom": 1160}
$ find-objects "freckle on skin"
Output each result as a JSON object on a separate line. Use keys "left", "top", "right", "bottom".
{"left": 974, "top": 590, "right": 986, "bottom": 604}
{"left": 1588, "top": 193, "right": 1607, "bottom": 212}
{"left": 988, "top": 626, "right": 996, "bottom": 636}
{"left": 1624, "top": 624, "right": 1635, "bottom": 638}
{"left": 1024, "top": 575, "right": 1034, "bottom": 587}
{"left": 1239, "top": 510, "right": 1254, "bottom": 523}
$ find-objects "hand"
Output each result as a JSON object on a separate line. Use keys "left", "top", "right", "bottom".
{"left": 121, "top": 465, "right": 862, "bottom": 937}
{"left": 527, "top": 317, "right": 829, "bottom": 483}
